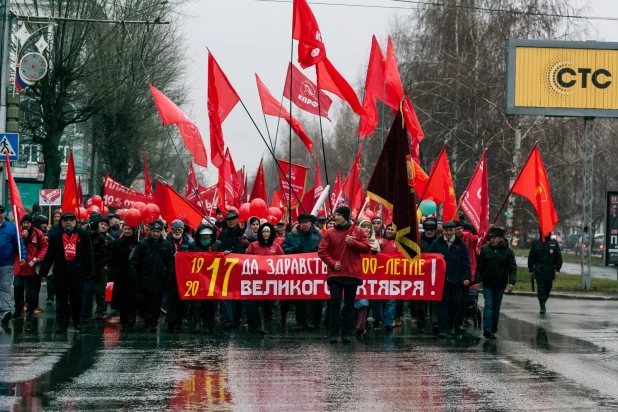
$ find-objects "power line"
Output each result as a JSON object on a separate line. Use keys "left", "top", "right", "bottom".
{"left": 253, "top": 0, "right": 419, "bottom": 10}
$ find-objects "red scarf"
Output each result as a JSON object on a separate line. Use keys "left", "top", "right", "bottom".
{"left": 62, "top": 232, "right": 78, "bottom": 261}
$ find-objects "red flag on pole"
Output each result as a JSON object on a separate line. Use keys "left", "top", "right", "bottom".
{"left": 207, "top": 51, "right": 240, "bottom": 168}
{"left": 511, "top": 145, "right": 559, "bottom": 237}
{"left": 313, "top": 158, "right": 323, "bottom": 202}
{"left": 218, "top": 149, "right": 240, "bottom": 209}
{"left": 283, "top": 63, "right": 332, "bottom": 120}
{"left": 460, "top": 150, "right": 489, "bottom": 235}
{"left": 277, "top": 159, "right": 309, "bottom": 209}
{"left": 61, "top": 151, "right": 78, "bottom": 215}
{"left": 256, "top": 74, "right": 314, "bottom": 155}
{"left": 149, "top": 84, "right": 208, "bottom": 168}
{"left": 142, "top": 153, "right": 154, "bottom": 197}
{"left": 250, "top": 159, "right": 268, "bottom": 202}
{"left": 411, "top": 159, "right": 430, "bottom": 198}
{"left": 292, "top": 0, "right": 326, "bottom": 69}
{"left": 330, "top": 170, "right": 342, "bottom": 210}
{"left": 423, "top": 146, "right": 458, "bottom": 221}
{"left": 347, "top": 146, "right": 363, "bottom": 205}
{"left": 184, "top": 164, "right": 198, "bottom": 198}
{"left": 5, "top": 152, "right": 24, "bottom": 224}
{"left": 359, "top": 36, "right": 386, "bottom": 139}
{"left": 77, "top": 177, "right": 84, "bottom": 208}
{"left": 155, "top": 181, "right": 205, "bottom": 230}
{"left": 316, "top": 57, "right": 366, "bottom": 119}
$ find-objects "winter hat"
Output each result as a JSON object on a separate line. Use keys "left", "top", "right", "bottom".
{"left": 423, "top": 217, "right": 438, "bottom": 229}
{"left": 442, "top": 221, "right": 457, "bottom": 229}
{"left": 171, "top": 219, "right": 184, "bottom": 230}
{"left": 88, "top": 221, "right": 99, "bottom": 231}
{"left": 298, "top": 213, "right": 316, "bottom": 223}
{"left": 21, "top": 214, "right": 33, "bottom": 224}
{"left": 149, "top": 220, "right": 164, "bottom": 230}
{"left": 454, "top": 220, "right": 463, "bottom": 228}
{"left": 199, "top": 227, "right": 214, "bottom": 235}
{"left": 489, "top": 227, "right": 506, "bottom": 238}
{"left": 335, "top": 206, "right": 351, "bottom": 221}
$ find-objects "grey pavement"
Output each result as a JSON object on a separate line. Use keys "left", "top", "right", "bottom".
{"left": 515, "top": 255, "right": 618, "bottom": 280}
{"left": 2, "top": 286, "right": 618, "bottom": 410}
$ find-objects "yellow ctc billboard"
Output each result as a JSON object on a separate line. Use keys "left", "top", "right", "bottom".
{"left": 506, "top": 39, "right": 618, "bottom": 117}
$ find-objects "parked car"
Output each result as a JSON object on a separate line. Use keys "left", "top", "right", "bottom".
{"left": 567, "top": 234, "right": 579, "bottom": 251}
{"left": 592, "top": 234, "right": 604, "bottom": 256}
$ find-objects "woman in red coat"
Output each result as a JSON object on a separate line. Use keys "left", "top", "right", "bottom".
{"left": 15, "top": 214, "right": 49, "bottom": 319}
{"left": 244, "top": 222, "right": 284, "bottom": 335}
{"left": 318, "top": 206, "right": 371, "bottom": 344}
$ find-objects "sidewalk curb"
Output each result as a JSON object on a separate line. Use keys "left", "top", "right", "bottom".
{"left": 508, "top": 291, "right": 618, "bottom": 301}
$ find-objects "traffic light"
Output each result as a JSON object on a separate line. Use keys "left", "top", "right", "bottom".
{"left": 6, "top": 93, "right": 20, "bottom": 133}
{"left": 504, "top": 211, "right": 509, "bottom": 217}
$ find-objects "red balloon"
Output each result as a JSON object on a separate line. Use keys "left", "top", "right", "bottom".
{"left": 250, "top": 198, "right": 267, "bottom": 218}
{"left": 124, "top": 208, "right": 143, "bottom": 226}
{"left": 91, "top": 195, "right": 103, "bottom": 208}
{"left": 238, "top": 203, "right": 251, "bottom": 222}
{"left": 131, "top": 201, "right": 146, "bottom": 212}
{"left": 77, "top": 207, "right": 89, "bottom": 221}
{"left": 267, "top": 207, "right": 282, "bottom": 224}
{"left": 142, "top": 203, "right": 161, "bottom": 223}
{"left": 87, "top": 205, "right": 100, "bottom": 215}
{"left": 116, "top": 209, "right": 126, "bottom": 220}
{"left": 363, "top": 210, "right": 375, "bottom": 220}
{"left": 101, "top": 206, "right": 110, "bottom": 216}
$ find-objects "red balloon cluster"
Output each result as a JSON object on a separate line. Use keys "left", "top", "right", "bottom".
{"left": 266, "top": 207, "right": 282, "bottom": 224}
{"left": 77, "top": 207, "right": 89, "bottom": 221}
{"left": 91, "top": 195, "right": 103, "bottom": 208}
{"left": 237, "top": 200, "right": 282, "bottom": 224}
{"left": 119, "top": 202, "right": 161, "bottom": 226}
{"left": 124, "top": 209, "right": 143, "bottom": 227}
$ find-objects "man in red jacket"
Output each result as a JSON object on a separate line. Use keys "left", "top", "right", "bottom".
{"left": 318, "top": 206, "right": 371, "bottom": 344}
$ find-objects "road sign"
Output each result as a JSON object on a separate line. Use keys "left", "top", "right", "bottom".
{"left": 39, "top": 189, "right": 62, "bottom": 206}
{"left": 0, "top": 133, "right": 19, "bottom": 161}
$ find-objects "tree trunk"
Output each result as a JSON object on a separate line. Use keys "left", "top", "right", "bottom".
{"left": 42, "top": 128, "right": 65, "bottom": 189}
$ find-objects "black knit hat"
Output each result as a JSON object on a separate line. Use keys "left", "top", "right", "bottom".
{"left": 489, "top": 227, "right": 506, "bottom": 238}
{"left": 335, "top": 206, "right": 351, "bottom": 221}
{"left": 21, "top": 214, "right": 33, "bottom": 224}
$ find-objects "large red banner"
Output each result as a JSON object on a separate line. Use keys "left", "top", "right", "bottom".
{"left": 103, "top": 174, "right": 154, "bottom": 208}
{"left": 277, "top": 159, "right": 309, "bottom": 208}
{"left": 175, "top": 252, "right": 446, "bottom": 301}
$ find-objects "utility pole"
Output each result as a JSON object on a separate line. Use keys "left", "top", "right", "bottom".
{"left": 0, "top": 0, "right": 11, "bottom": 206}
{"left": 505, "top": 121, "right": 521, "bottom": 236}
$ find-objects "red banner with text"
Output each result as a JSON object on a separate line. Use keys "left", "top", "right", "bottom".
{"left": 103, "top": 174, "right": 154, "bottom": 208}
{"left": 176, "top": 252, "right": 446, "bottom": 300}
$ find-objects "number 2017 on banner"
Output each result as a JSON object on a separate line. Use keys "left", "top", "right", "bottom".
{"left": 185, "top": 257, "right": 239, "bottom": 297}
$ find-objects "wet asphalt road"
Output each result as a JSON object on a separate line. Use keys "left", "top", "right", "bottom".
{"left": 2, "top": 292, "right": 618, "bottom": 411}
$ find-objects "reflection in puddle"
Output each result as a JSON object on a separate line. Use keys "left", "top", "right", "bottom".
{"left": 170, "top": 369, "right": 232, "bottom": 411}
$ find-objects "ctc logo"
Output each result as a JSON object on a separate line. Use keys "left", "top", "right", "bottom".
{"left": 557, "top": 67, "right": 612, "bottom": 89}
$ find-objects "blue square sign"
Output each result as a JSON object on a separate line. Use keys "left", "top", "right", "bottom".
{"left": 0, "top": 133, "right": 19, "bottom": 161}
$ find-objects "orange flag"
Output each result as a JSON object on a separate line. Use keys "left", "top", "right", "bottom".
{"left": 511, "top": 145, "right": 558, "bottom": 237}
{"left": 61, "top": 151, "right": 78, "bottom": 215}
{"left": 422, "top": 145, "right": 458, "bottom": 221}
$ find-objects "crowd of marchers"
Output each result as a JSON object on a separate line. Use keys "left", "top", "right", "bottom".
{"left": 0, "top": 204, "right": 562, "bottom": 343}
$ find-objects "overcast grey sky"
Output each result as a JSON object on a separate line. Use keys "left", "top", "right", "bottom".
{"left": 177, "top": 0, "right": 618, "bottom": 186}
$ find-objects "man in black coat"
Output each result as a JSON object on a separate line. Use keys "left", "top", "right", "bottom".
{"left": 476, "top": 227, "right": 517, "bottom": 339}
{"left": 528, "top": 233, "right": 562, "bottom": 314}
{"left": 39, "top": 212, "right": 94, "bottom": 333}
{"left": 82, "top": 220, "right": 109, "bottom": 322}
{"left": 109, "top": 225, "right": 138, "bottom": 327}
{"left": 129, "top": 220, "right": 176, "bottom": 332}
{"left": 414, "top": 217, "right": 438, "bottom": 332}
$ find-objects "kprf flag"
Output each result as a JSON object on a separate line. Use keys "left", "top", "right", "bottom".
{"left": 366, "top": 108, "right": 420, "bottom": 264}
{"left": 142, "top": 153, "right": 154, "bottom": 198}
{"left": 423, "top": 145, "right": 458, "bottom": 221}
{"left": 149, "top": 84, "right": 208, "bottom": 168}
{"left": 460, "top": 150, "right": 489, "bottom": 235}
{"left": 284, "top": 63, "right": 332, "bottom": 120}
{"left": 359, "top": 35, "right": 386, "bottom": 139}
{"left": 207, "top": 51, "right": 240, "bottom": 168}
{"left": 510, "top": 145, "right": 558, "bottom": 237}
{"left": 316, "top": 57, "right": 366, "bottom": 119}
{"left": 292, "top": 0, "right": 326, "bottom": 68}
{"left": 250, "top": 159, "right": 268, "bottom": 203}
{"left": 61, "top": 151, "right": 78, "bottom": 215}
{"left": 277, "top": 159, "right": 309, "bottom": 209}
{"left": 256, "top": 74, "right": 313, "bottom": 155}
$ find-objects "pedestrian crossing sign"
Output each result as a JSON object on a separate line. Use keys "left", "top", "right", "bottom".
{"left": 0, "top": 133, "right": 19, "bottom": 161}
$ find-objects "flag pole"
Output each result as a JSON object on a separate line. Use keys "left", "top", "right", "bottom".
{"left": 491, "top": 142, "right": 538, "bottom": 225}
{"left": 288, "top": 41, "right": 294, "bottom": 224}
{"left": 316, "top": 69, "right": 332, "bottom": 215}
{"left": 262, "top": 113, "right": 274, "bottom": 151}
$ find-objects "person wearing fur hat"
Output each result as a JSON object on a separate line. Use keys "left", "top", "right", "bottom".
{"left": 129, "top": 220, "right": 176, "bottom": 333}
{"left": 14, "top": 214, "right": 48, "bottom": 320}
{"left": 318, "top": 206, "right": 371, "bottom": 343}
{"left": 429, "top": 221, "right": 472, "bottom": 338}
{"left": 188, "top": 222, "right": 221, "bottom": 334}
{"left": 109, "top": 225, "right": 139, "bottom": 327}
{"left": 476, "top": 227, "right": 516, "bottom": 339}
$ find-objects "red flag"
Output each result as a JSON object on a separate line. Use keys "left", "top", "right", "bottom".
{"left": 316, "top": 57, "right": 366, "bottom": 119}
{"left": 299, "top": 187, "right": 317, "bottom": 219}
{"left": 277, "top": 159, "right": 309, "bottom": 208}
{"left": 284, "top": 63, "right": 332, "bottom": 120}
{"left": 142, "top": 153, "right": 154, "bottom": 197}
{"left": 352, "top": 182, "right": 364, "bottom": 216}
{"left": 256, "top": 74, "right": 314, "bottom": 155}
{"left": 359, "top": 36, "right": 386, "bottom": 139}
{"left": 207, "top": 52, "right": 240, "bottom": 168}
{"left": 77, "top": 177, "right": 84, "bottom": 208}
{"left": 511, "top": 145, "right": 559, "bottom": 237}
{"left": 237, "top": 166, "right": 248, "bottom": 204}
{"left": 423, "top": 146, "right": 458, "bottom": 221}
{"left": 460, "top": 150, "right": 489, "bottom": 235}
{"left": 155, "top": 181, "right": 205, "bottom": 230}
{"left": 313, "top": 158, "right": 323, "bottom": 202}
{"left": 250, "top": 160, "right": 268, "bottom": 202}
{"left": 411, "top": 159, "right": 430, "bottom": 198}
{"left": 61, "top": 151, "right": 78, "bottom": 215}
{"left": 270, "top": 191, "right": 285, "bottom": 209}
{"left": 292, "top": 0, "right": 326, "bottom": 69}
{"left": 184, "top": 164, "right": 198, "bottom": 198}
{"left": 218, "top": 149, "right": 240, "bottom": 209}
{"left": 150, "top": 84, "right": 208, "bottom": 168}
{"left": 347, "top": 146, "right": 363, "bottom": 205}
{"left": 186, "top": 184, "right": 217, "bottom": 211}
{"left": 5, "top": 152, "right": 24, "bottom": 224}
{"left": 330, "top": 170, "right": 342, "bottom": 210}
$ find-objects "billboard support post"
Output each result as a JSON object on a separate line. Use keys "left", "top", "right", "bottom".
{"left": 581, "top": 118, "right": 594, "bottom": 289}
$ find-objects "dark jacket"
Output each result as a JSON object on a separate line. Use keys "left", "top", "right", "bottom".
{"left": 218, "top": 225, "right": 248, "bottom": 254}
{"left": 166, "top": 232, "right": 194, "bottom": 253}
{"left": 39, "top": 227, "right": 94, "bottom": 284}
{"left": 189, "top": 223, "right": 221, "bottom": 252}
{"left": 90, "top": 232, "right": 109, "bottom": 276}
{"left": 282, "top": 226, "right": 322, "bottom": 254}
{"left": 476, "top": 240, "right": 517, "bottom": 288}
{"left": 429, "top": 236, "right": 472, "bottom": 285}
{"left": 108, "top": 224, "right": 122, "bottom": 239}
{"left": 129, "top": 236, "right": 176, "bottom": 291}
{"left": 109, "top": 235, "right": 138, "bottom": 310}
{"left": 528, "top": 237, "right": 563, "bottom": 281}
{"left": 420, "top": 233, "right": 437, "bottom": 253}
